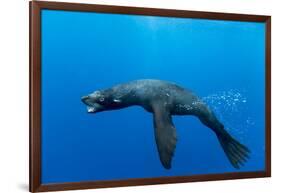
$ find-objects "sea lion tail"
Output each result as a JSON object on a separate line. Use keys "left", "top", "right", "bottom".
{"left": 217, "top": 130, "right": 250, "bottom": 169}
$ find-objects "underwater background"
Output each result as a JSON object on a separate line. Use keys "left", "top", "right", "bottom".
{"left": 41, "top": 10, "right": 265, "bottom": 184}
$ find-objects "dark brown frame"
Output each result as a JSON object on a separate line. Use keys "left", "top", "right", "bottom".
{"left": 30, "top": 1, "right": 271, "bottom": 192}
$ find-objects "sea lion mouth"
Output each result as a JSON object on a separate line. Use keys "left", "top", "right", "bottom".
{"left": 86, "top": 103, "right": 103, "bottom": 113}
{"left": 87, "top": 106, "right": 95, "bottom": 113}
{"left": 81, "top": 95, "right": 104, "bottom": 113}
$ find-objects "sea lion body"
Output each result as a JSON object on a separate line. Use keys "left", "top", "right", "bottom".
{"left": 82, "top": 79, "right": 250, "bottom": 169}
{"left": 87, "top": 79, "right": 199, "bottom": 114}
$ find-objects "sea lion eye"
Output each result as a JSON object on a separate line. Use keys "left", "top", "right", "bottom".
{"left": 99, "top": 97, "right": 105, "bottom": 102}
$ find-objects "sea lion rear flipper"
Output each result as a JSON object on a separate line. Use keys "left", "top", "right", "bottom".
{"left": 152, "top": 103, "right": 177, "bottom": 169}
{"left": 216, "top": 130, "right": 250, "bottom": 169}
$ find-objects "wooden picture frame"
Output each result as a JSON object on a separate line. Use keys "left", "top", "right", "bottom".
{"left": 30, "top": 1, "right": 271, "bottom": 192}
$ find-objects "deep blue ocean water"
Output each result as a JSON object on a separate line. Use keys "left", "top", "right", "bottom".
{"left": 41, "top": 9, "right": 265, "bottom": 184}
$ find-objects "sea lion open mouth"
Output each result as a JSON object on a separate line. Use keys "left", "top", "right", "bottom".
{"left": 86, "top": 103, "right": 103, "bottom": 113}
{"left": 81, "top": 95, "right": 104, "bottom": 113}
{"left": 87, "top": 106, "right": 95, "bottom": 113}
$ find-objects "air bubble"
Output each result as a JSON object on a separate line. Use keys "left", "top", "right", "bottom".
{"left": 201, "top": 89, "right": 252, "bottom": 140}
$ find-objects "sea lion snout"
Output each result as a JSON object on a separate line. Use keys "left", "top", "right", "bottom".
{"left": 81, "top": 95, "right": 92, "bottom": 109}
{"left": 81, "top": 95, "right": 89, "bottom": 102}
{"left": 81, "top": 91, "right": 101, "bottom": 103}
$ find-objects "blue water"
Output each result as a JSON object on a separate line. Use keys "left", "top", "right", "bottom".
{"left": 41, "top": 9, "right": 265, "bottom": 184}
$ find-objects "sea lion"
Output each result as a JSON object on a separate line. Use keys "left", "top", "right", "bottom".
{"left": 81, "top": 79, "right": 250, "bottom": 169}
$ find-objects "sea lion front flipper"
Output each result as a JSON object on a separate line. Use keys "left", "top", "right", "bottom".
{"left": 152, "top": 103, "right": 177, "bottom": 169}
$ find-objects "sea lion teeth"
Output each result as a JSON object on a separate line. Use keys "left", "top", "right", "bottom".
{"left": 87, "top": 106, "right": 95, "bottom": 113}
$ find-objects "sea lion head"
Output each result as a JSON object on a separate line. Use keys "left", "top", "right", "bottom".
{"left": 81, "top": 90, "right": 122, "bottom": 113}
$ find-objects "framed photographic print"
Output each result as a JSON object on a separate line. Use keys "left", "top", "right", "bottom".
{"left": 30, "top": 1, "right": 271, "bottom": 192}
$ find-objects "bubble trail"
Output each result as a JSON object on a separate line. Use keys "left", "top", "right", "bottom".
{"left": 200, "top": 89, "right": 252, "bottom": 140}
